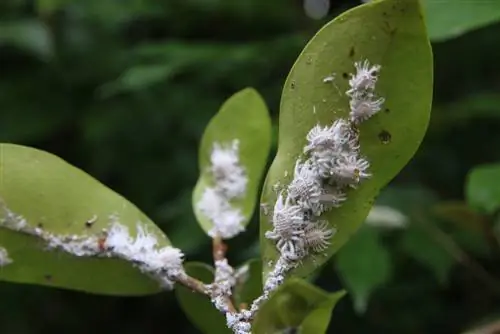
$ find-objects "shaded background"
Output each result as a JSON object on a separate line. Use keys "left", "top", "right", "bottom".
{"left": 2, "top": 0, "right": 500, "bottom": 333}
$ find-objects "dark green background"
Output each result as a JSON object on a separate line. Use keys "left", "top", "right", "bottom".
{"left": 2, "top": 0, "right": 500, "bottom": 333}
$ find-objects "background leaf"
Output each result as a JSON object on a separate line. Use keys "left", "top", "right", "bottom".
{"left": 400, "top": 224, "right": 455, "bottom": 285}
{"left": 0, "top": 20, "right": 53, "bottom": 60}
{"left": 336, "top": 225, "right": 392, "bottom": 314}
{"left": 261, "top": 0, "right": 433, "bottom": 278}
{"left": 0, "top": 144, "right": 170, "bottom": 295}
{"left": 193, "top": 88, "right": 272, "bottom": 237}
{"left": 175, "top": 262, "right": 230, "bottom": 334}
{"left": 423, "top": 0, "right": 500, "bottom": 42}
{"left": 466, "top": 163, "right": 500, "bottom": 215}
{"left": 298, "top": 291, "right": 346, "bottom": 334}
{"left": 233, "top": 258, "right": 263, "bottom": 306}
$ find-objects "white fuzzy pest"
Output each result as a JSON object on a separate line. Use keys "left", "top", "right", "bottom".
{"left": 197, "top": 139, "right": 249, "bottom": 239}
{"left": 347, "top": 60, "right": 385, "bottom": 124}
{"left": 0, "top": 206, "right": 185, "bottom": 289}
{"left": 261, "top": 59, "right": 384, "bottom": 320}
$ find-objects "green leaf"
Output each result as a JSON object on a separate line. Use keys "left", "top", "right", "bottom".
{"left": 335, "top": 226, "right": 392, "bottom": 314}
{"left": 298, "top": 291, "right": 346, "bottom": 334}
{"left": 0, "top": 20, "right": 53, "bottom": 60}
{"left": 466, "top": 163, "right": 500, "bottom": 215}
{"left": 261, "top": 0, "right": 433, "bottom": 277}
{"left": 423, "top": 0, "right": 500, "bottom": 42}
{"left": 0, "top": 144, "right": 170, "bottom": 295}
{"left": 233, "top": 258, "right": 263, "bottom": 306}
{"left": 193, "top": 88, "right": 272, "bottom": 238}
{"left": 175, "top": 262, "right": 230, "bottom": 334}
{"left": 253, "top": 277, "right": 344, "bottom": 333}
{"left": 400, "top": 224, "right": 455, "bottom": 285}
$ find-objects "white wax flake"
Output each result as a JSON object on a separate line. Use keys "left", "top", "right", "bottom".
{"left": 105, "top": 223, "right": 184, "bottom": 283}
{"left": 0, "top": 247, "right": 12, "bottom": 266}
{"left": 199, "top": 139, "right": 249, "bottom": 240}
{"left": 0, "top": 206, "right": 184, "bottom": 289}
{"left": 323, "top": 73, "right": 336, "bottom": 83}
{"left": 198, "top": 187, "right": 245, "bottom": 239}
{"left": 210, "top": 140, "right": 248, "bottom": 198}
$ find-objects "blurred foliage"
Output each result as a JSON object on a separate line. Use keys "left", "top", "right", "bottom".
{"left": 2, "top": 0, "right": 500, "bottom": 333}
{"left": 423, "top": 0, "right": 500, "bottom": 42}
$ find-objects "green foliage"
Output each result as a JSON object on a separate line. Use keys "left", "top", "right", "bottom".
{"left": 378, "top": 186, "right": 457, "bottom": 284}
{"left": 253, "top": 278, "right": 345, "bottom": 334}
{"left": 336, "top": 225, "right": 392, "bottom": 314}
{"left": 467, "top": 164, "right": 500, "bottom": 215}
{"left": 0, "top": 20, "right": 53, "bottom": 60}
{"left": 400, "top": 224, "right": 455, "bottom": 285}
{"left": 233, "top": 259, "right": 263, "bottom": 306}
{"left": 193, "top": 88, "right": 272, "bottom": 237}
{"left": 175, "top": 262, "right": 230, "bottom": 334}
{"left": 0, "top": 144, "right": 168, "bottom": 295}
{"left": 261, "top": 0, "right": 433, "bottom": 278}
{"left": 2, "top": 0, "right": 500, "bottom": 332}
{"left": 423, "top": 0, "right": 500, "bottom": 42}
{"left": 298, "top": 295, "right": 345, "bottom": 334}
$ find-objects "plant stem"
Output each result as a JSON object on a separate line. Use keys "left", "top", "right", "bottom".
{"left": 415, "top": 212, "right": 500, "bottom": 296}
{"left": 174, "top": 273, "right": 210, "bottom": 295}
{"left": 212, "top": 236, "right": 237, "bottom": 313}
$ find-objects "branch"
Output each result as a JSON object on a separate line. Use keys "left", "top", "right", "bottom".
{"left": 212, "top": 236, "right": 237, "bottom": 313}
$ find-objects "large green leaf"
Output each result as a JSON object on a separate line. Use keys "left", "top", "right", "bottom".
{"left": 261, "top": 0, "right": 433, "bottom": 277}
{"left": 193, "top": 88, "right": 272, "bottom": 238}
{"left": 253, "top": 277, "right": 344, "bottom": 334}
{"left": 466, "top": 163, "right": 500, "bottom": 215}
{"left": 175, "top": 262, "right": 230, "bottom": 334}
{"left": 0, "top": 144, "right": 171, "bottom": 295}
{"left": 336, "top": 225, "right": 392, "bottom": 314}
{"left": 423, "top": 0, "right": 500, "bottom": 42}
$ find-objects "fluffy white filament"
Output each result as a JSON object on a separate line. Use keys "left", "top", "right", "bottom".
{"left": 198, "top": 139, "right": 248, "bottom": 239}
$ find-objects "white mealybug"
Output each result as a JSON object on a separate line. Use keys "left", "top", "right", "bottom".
{"left": 302, "top": 221, "right": 335, "bottom": 253}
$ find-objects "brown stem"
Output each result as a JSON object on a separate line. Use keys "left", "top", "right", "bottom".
{"left": 213, "top": 236, "right": 228, "bottom": 262}
{"left": 414, "top": 212, "right": 500, "bottom": 296}
{"left": 174, "top": 273, "right": 210, "bottom": 295}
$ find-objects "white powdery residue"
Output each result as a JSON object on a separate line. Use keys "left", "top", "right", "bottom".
{"left": 199, "top": 139, "right": 249, "bottom": 240}
{"left": 210, "top": 259, "right": 237, "bottom": 313}
{"left": 0, "top": 247, "right": 13, "bottom": 266}
{"left": 249, "top": 257, "right": 294, "bottom": 315}
{"left": 0, "top": 206, "right": 184, "bottom": 290}
{"left": 198, "top": 187, "right": 245, "bottom": 239}
{"left": 211, "top": 140, "right": 248, "bottom": 199}
{"left": 105, "top": 222, "right": 185, "bottom": 288}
